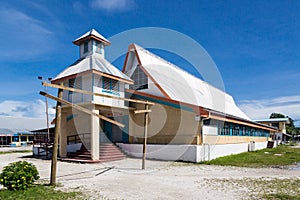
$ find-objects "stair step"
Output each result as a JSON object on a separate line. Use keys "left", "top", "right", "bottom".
{"left": 64, "top": 143, "right": 126, "bottom": 163}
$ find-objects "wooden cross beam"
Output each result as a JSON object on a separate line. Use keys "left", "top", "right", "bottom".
{"left": 134, "top": 109, "right": 152, "bottom": 114}
{"left": 39, "top": 91, "right": 125, "bottom": 128}
{"left": 42, "top": 82, "right": 155, "bottom": 105}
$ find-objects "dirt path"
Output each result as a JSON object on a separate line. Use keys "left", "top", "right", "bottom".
{"left": 0, "top": 152, "right": 299, "bottom": 199}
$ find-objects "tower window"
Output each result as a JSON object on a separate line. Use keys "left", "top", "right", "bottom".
{"left": 83, "top": 41, "right": 89, "bottom": 53}
{"left": 129, "top": 65, "right": 148, "bottom": 90}
{"left": 68, "top": 77, "right": 82, "bottom": 95}
{"left": 102, "top": 77, "right": 119, "bottom": 95}
{"left": 95, "top": 41, "right": 102, "bottom": 54}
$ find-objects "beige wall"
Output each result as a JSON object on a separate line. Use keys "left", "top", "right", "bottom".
{"left": 129, "top": 103, "right": 200, "bottom": 145}
{"left": 204, "top": 135, "right": 268, "bottom": 145}
{"left": 60, "top": 105, "right": 94, "bottom": 157}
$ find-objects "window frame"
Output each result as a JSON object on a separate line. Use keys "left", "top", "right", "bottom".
{"left": 102, "top": 76, "right": 119, "bottom": 95}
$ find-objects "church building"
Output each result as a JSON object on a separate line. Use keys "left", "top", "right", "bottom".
{"left": 51, "top": 29, "right": 277, "bottom": 163}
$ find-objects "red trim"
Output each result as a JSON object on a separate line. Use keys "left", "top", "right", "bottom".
{"left": 209, "top": 113, "right": 277, "bottom": 131}
{"left": 51, "top": 69, "right": 133, "bottom": 84}
{"left": 126, "top": 89, "right": 208, "bottom": 116}
{"left": 51, "top": 70, "right": 92, "bottom": 84}
{"left": 73, "top": 35, "right": 111, "bottom": 46}
{"left": 130, "top": 44, "right": 171, "bottom": 99}
{"left": 122, "top": 44, "right": 135, "bottom": 72}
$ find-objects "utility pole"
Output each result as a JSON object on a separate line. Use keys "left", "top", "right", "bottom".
{"left": 38, "top": 76, "right": 52, "bottom": 142}
{"left": 50, "top": 83, "right": 63, "bottom": 186}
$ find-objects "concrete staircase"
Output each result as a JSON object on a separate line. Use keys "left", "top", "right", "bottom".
{"left": 99, "top": 143, "right": 127, "bottom": 162}
{"left": 63, "top": 143, "right": 126, "bottom": 163}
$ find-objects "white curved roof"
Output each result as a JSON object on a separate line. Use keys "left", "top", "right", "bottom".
{"left": 52, "top": 53, "right": 132, "bottom": 82}
{"left": 132, "top": 44, "right": 250, "bottom": 120}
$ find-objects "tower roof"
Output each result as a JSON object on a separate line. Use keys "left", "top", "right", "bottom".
{"left": 73, "top": 29, "right": 111, "bottom": 46}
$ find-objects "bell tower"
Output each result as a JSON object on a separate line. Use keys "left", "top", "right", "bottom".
{"left": 73, "top": 29, "right": 111, "bottom": 59}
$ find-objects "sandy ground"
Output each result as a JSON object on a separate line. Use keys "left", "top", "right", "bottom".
{"left": 0, "top": 151, "right": 299, "bottom": 199}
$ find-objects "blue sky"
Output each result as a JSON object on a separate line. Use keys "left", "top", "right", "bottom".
{"left": 0, "top": 0, "right": 299, "bottom": 125}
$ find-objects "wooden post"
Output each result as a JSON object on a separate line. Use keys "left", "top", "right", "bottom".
{"left": 142, "top": 104, "right": 149, "bottom": 170}
{"left": 50, "top": 84, "right": 63, "bottom": 186}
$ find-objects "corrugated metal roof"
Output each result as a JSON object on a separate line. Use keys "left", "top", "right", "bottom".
{"left": 0, "top": 128, "right": 32, "bottom": 135}
{"left": 132, "top": 44, "right": 250, "bottom": 120}
{"left": 255, "top": 118, "right": 290, "bottom": 123}
{"left": 73, "top": 29, "right": 110, "bottom": 45}
{"left": 52, "top": 53, "right": 132, "bottom": 82}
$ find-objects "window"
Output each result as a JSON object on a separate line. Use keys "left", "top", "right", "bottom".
{"left": 69, "top": 77, "right": 82, "bottom": 94}
{"left": 83, "top": 41, "right": 89, "bottom": 53}
{"left": 233, "top": 125, "right": 240, "bottom": 136}
{"left": 95, "top": 41, "right": 102, "bottom": 54}
{"left": 221, "top": 123, "right": 230, "bottom": 135}
{"left": 102, "top": 77, "right": 119, "bottom": 94}
{"left": 129, "top": 65, "right": 148, "bottom": 90}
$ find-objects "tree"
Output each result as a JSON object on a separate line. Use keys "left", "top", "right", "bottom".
{"left": 269, "top": 113, "right": 299, "bottom": 135}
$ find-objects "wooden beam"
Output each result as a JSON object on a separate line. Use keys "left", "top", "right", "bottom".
{"left": 142, "top": 104, "right": 149, "bottom": 170}
{"left": 50, "top": 83, "right": 63, "bottom": 186}
{"left": 42, "top": 82, "right": 154, "bottom": 105}
{"left": 92, "top": 70, "right": 133, "bottom": 85}
{"left": 134, "top": 109, "right": 151, "bottom": 114}
{"left": 39, "top": 91, "right": 125, "bottom": 128}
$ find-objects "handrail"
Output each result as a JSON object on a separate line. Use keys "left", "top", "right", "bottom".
{"left": 67, "top": 133, "right": 90, "bottom": 145}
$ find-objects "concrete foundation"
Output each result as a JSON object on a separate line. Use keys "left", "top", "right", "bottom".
{"left": 117, "top": 141, "right": 268, "bottom": 163}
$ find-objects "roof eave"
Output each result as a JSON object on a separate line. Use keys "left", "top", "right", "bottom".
{"left": 73, "top": 35, "right": 111, "bottom": 46}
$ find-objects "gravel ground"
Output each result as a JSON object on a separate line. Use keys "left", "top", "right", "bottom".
{"left": 0, "top": 151, "right": 299, "bottom": 199}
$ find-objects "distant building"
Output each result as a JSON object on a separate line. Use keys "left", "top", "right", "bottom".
{"left": 255, "top": 118, "right": 291, "bottom": 142}
{"left": 0, "top": 116, "right": 46, "bottom": 146}
{"left": 51, "top": 29, "right": 277, "bottom": 163}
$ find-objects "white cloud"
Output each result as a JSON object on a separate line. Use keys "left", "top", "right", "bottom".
{"left": 90, "top": 0, "right": 136, "bottom": 12}
{"left": 0, "top": 99, "right": 55, "bottom": 120}
{"left": 238, "top": 95, "right": 300, "bottom": 126}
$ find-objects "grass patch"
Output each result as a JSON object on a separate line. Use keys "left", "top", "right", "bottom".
{"left": 0, "top": 150, "right": 32, "bottom": 155}
{"left": 0, "top": 185, "right": 84, "bottom": 200}
{"left": 205, "top": 178, "right": 300, "bottom": 200}
{"left": 263, "top": 193, "right": 300, "bottom": 200}
{"left": 201, "top": 145, "right": 300, "bottom": 168}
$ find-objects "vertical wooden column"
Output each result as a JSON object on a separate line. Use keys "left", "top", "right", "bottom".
{"left": 50, "top": 83, "right": 63, "bottom": 186}
{"left": 142, "top": 104, "right": 149, "bottom": 170}
{"left": 59, "top": 110, "right": 67, "bottom": 158}
{"left": 91, "top": 106, "right": 100, "bottom": 160}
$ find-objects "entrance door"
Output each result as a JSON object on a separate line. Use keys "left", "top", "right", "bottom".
{"left": 103, "top": 116, "right": 129, "bottom": 143}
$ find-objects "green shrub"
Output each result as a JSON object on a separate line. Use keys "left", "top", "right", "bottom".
{"left": 0, "top": 161, "right": 39, "bottom": 191}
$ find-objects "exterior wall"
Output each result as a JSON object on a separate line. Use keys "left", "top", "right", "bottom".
{"left": 279, "top": 122, "right": 286, "bottom": 134}
{"left": 93, "top": 74, "right": 125, "bottom": 108}
{"left": 117, "top": 143, "right": 197, "bottom": 162}
{"left": 117, "top": 141, "right": 268, "bottom": 163}
{"left": 62, "top": 74, "right": 92, "bottom": 104}
{"left": 129, "top": 103, "right": 200, "bottom": 145}
{"left": 203, "top": 135, "right": 268, "bottom": 145}
{"left": 60, "top": 105, "right": 93, "bottom": 157}
{"left": 196, "top": 141, "right": 267, "bottom": 162}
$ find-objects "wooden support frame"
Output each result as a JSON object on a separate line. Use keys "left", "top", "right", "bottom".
{"left": 43, "top": 82, "right": 154, "bottom": 105}
{"left": 134, "top": 104, "right": 150, "bottom": 169}
{"left": 39, "top": 91, "right": 125, "bottom": 128}
{"left": 134, "top": 109, "right": 151, "bottom": 114}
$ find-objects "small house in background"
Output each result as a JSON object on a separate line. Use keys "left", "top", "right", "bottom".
{"left": 255, "top": 118, "right": 291, "bottom": 143}
{"left": 50, "top": 29, "right": 278, "bottom": 163}
{"left": 0, "top": 116, "right": 46, "bottom": 147}
{"left": 0, "top": 128, "right": 34, "bottom": 146}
